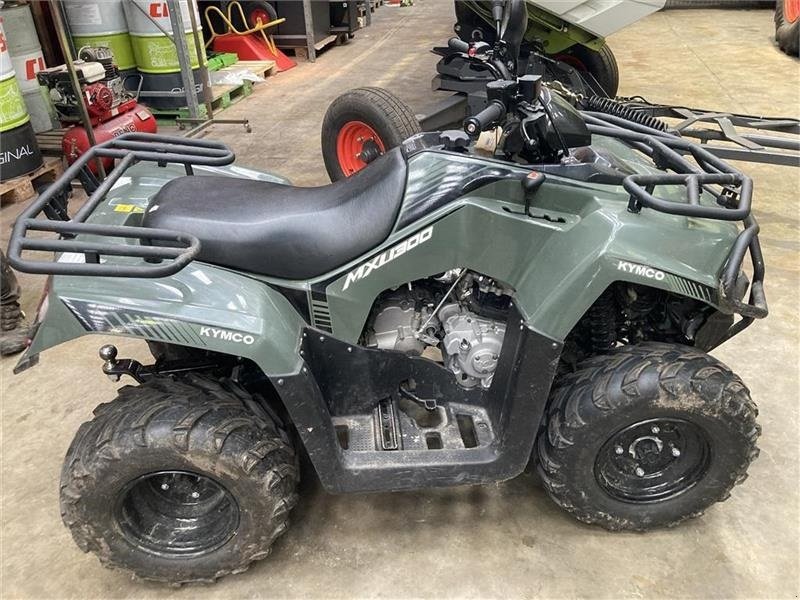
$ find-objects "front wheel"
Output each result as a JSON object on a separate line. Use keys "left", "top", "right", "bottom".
{"left": 537, "top": 342, "right": 760, "bottom": 531}
{"left": 60, "top": 375, "right": 299, "bottom": 584}
{"left": 322, "top": 87, "right": 421, "bottom": 181}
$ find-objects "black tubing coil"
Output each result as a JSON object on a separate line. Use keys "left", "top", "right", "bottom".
{"left": 583, "top": 96, "right": 669, "bottom": 132}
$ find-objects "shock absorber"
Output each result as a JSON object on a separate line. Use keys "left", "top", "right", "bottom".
{"left": 582, "top": 96, "right": 670, "bottom": 132}
{"left": 586, "top": 290, "right": 618, "bottom": 353}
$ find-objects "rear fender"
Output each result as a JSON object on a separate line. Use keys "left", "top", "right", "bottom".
{"left": 16, "top": 263, "right": 306, "bottom": 377}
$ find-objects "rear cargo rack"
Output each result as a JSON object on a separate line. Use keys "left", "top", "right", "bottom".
{"left": 7, "top": 133, "right": 234, "bottom": 278}
{"left": 583, "top": 112, "right": 766, "bottom": 320}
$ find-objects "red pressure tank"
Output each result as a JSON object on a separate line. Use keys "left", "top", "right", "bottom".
{"left": 62, "top": 105, "right": 158, "bottom": 174}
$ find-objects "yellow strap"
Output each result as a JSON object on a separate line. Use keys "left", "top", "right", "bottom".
{"left": 203, "top": 1, "right": 284, "bottom": 54}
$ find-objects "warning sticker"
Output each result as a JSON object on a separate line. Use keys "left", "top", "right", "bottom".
{"left": 113, "top": 204, "right": 145, "bottom": 214}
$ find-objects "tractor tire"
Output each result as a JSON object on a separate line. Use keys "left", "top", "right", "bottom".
{"left": 775, "top": 0, "right": 800, "bottom": 56}
{"left": 555, "top": 44, "right": 620, "bottom": 98}
{"left": 60, "top": 374, "right": 299, "bottom": 584}
{"left": 537, "top": 342, "right": 760, "bottom": 531}
{"left": 322, "top": 87, "right": 421, "bottom": 181}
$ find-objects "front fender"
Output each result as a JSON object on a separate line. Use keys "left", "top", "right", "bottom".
{"left": 320, "top": 171, "right": 738, "bottom": 344}
{"left": 16, "top": 263, "right": 305, "bottom": 377}
{"left": 518, "top": 200, "right": 730, "bottom": 340}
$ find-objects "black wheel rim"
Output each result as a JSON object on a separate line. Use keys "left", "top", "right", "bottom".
{"left": 116, "top": 470, "right": 239, "bottom": 557}
{"left": 595, "top": 418, "right": 711, "bottom": 503}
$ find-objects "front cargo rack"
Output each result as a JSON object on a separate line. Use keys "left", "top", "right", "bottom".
{"left": 582, "top": 112, "right": 767, "bottom": 321}
{"left": 7, "top": 133, "right": 234, "bottom": 278}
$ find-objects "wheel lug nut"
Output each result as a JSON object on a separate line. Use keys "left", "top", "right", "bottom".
{"left": 635, "top": 467, "right": 645, "bottom": 477}
{"left": 671, "top": 447, "right": 681, "bottom": 457}
{"left": 651, "top": 425, "right": 660, "bottom": 434}
{"left": 614, "top": 446, "right": 624, "bottom": 455}
{"left": 161, "top": 483, "right": 170, "bottom": 491}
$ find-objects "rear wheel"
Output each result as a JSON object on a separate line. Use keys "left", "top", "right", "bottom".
{"left": 554, "top": 44, "right": 620, "bottom": 98}
{"left": 537, "top": 343, "right": 760, "bottom": 531}
{"left": 775, "top": 0, "right": 800, "bottom": 56}
{"left": 60, "top": 374, "right": 298, "bottom": 584}
{"left": 322, "top": 87, "right": 421, "bottom": 181}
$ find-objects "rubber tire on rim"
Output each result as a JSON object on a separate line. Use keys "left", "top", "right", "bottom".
{"left": 556, "top": 44, "right": 620, "bottom": 98}
{"left": 775, "top": 0, "right": 800, "bottom": 56}
{"left": 537, "top": 342, "right": 760, "bottom": 531}
{"left": 60, "top": 374, "right": 299, "bottom": 584}
{"left": 244, "top": 0, "right": 277, "bottom": 28}
{"left": 322, "top": 87, "right": 422, "bottom": 181}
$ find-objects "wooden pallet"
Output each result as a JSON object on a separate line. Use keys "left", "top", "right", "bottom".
{"left": 149, "top": 60, "right": 276, "bottom": 122}
{"left": 35, "top": 128, "right": 68, "bottom": 156}
{"left": 0, "top": 157, "right": 64, "bottom": 206}
{"left": 234, "top": 60, "right": 277, "bottom": 78}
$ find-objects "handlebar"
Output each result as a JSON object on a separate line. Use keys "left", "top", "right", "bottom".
{"left": 464, "top": 100, "right": 506, "bottom": 137}
{"left": 448, "top": 36, "right": 470, "bottom": 53}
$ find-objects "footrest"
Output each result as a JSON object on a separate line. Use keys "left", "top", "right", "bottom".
{"left": 376, "top": 399, "right": 399, "bottom": 450}
{"left": 331, "top": 401, "right": 495, "bottom": 453}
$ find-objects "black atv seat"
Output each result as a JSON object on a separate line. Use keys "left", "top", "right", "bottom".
{"left": 143, "top": 149, "right": 407, "bottom": 280}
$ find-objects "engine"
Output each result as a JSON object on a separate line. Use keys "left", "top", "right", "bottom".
{"left": 37, "top": 47, "right": 137, "bottom": 125}
{"left": 438, "top": 303, "right": 506, "bottom": 389}
{"left": 364, "top": 271, "right": 512, "bottom": 389}
{"left": 36, "top": 46, "right": 157, "bottom": 174}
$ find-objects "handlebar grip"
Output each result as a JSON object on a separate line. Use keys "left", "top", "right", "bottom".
{"left": 448, "top": 37, "right": 470, "bottom": 53}
{"left": 463, "top": 101, "right": 506, "bottom": 137}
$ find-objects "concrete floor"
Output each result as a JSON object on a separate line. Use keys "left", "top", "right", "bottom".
{"left": 1, "top": 2, "right": 799, "bottom": 598}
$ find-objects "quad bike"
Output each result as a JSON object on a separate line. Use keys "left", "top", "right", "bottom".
{"left": 8, "top": 0, "right": 769, "bottom": 584}
{"left": 322, "top": 0, "right": 799, "bottom": 181}
{"left": 8, "top": 110, "right": 768, "bottom": 582}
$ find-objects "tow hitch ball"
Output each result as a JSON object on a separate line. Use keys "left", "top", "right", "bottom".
{"left": 99, "top": 345, "right": 147, "bottom": 383}
{"left": 98, "top": 344, "right": 220, "bottom": 383}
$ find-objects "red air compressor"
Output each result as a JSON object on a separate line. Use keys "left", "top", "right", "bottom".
{"left": 37, "top": 47, "right": 157, "bottom": 173}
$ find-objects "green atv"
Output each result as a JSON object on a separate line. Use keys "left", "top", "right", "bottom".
{"left": 9, "top": 30, "right": 767, "bottom": 585}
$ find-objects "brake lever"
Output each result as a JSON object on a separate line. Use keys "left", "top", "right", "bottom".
{"left": 399, "top": 384, "right": 438, "bottom": 412}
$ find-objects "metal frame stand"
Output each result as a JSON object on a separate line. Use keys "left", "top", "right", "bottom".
{"left": 620, "top": 101, "right": 800, "bottom": 167}
{"left": 166, "top": 0, "right": 200, "bottom": 119}
{"left": 127, "top": 0, "right": 250, "bottom": 135}
{"left": 49, "top": 0, "right": 106, "bottom": 178}
{"left": 177, "top": 118, "right": 252, "bottom": 137}
{"left": 302, "top": 0, "right": 317, "bottom": 62}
